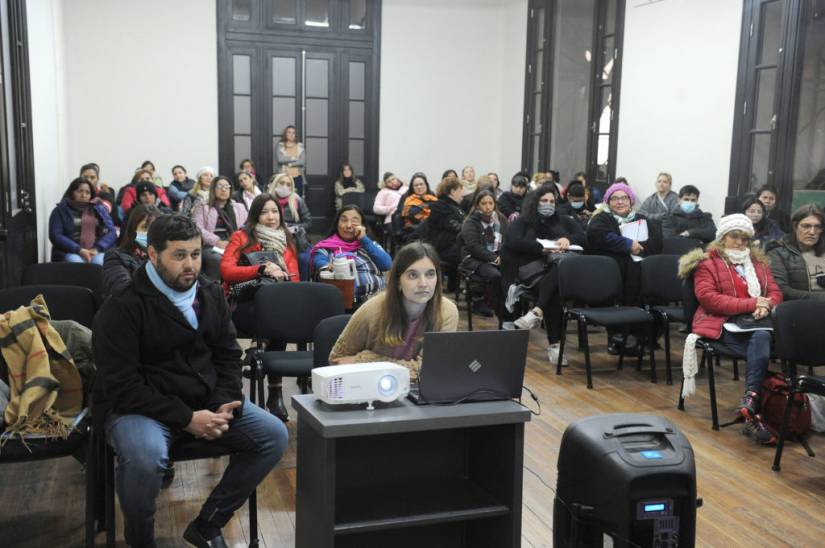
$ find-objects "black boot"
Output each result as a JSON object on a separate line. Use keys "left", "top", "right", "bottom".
{"left": 265, "top": 379, "right": 289, "bottom": 422}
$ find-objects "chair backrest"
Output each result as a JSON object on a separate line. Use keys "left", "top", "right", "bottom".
{"left": 681, "top": 273, "right": 699, "bottom": 332}
{"left": 22, "top": 262, "right": 104, "bottom": 298}
{"left": 772, "top": 300, "right": 825, "bottom": 366}
{"left": 662, "top": 237, "right": 703, "bottom": 256}
{"left": 0, "top": 285, "right": 97, "bottom": 328}
{"left": 313, "top": 314, "right": 351, "bottom": 368}
{"left": 254, "top": 282, "right": 345, "bottom": 343}
{"left": 557, "top": 255, "right": 622, "bottom": 305}
{"left": 342, "top": 191, "right": 376, "bottom": 217}
{"left": 640, "top": 254, "right": 682, "bottom": 303}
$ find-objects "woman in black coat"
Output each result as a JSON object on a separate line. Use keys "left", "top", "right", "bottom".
{"left": 459, "top": 190, "right": 508, "bottom": 320}
{"left": 425, "top": 177, "right": 466, "bottom": 288}
{"left": 500, "top": 183, "right": 586, "bottom": 364}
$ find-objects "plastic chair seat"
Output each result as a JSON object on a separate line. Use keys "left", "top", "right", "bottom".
{"left": 652, "top": 305, "right": 687, "bottom": 323}
{"left": 0, "top": 421, "right": 90, "bottom": 462}
{"left": 260, "top": 350, "right": 314, "bottom": 377}
{"left": 569, "top": 306, "right": 653, "bottom": 327}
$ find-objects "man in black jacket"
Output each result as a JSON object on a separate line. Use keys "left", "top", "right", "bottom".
{"left": 93, "top": 215, "right": 288, "bottom": 548}
{"left": 661, "top": 184, "right": 717, "bottom": 244}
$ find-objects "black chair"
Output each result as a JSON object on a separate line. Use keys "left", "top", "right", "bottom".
{"left": 0, "top": 285, "right": 97, "bottom": 328}
{"left": 249, "top": 283, "right": 345, "bottom": 420}
{"left": 641, "top": 255, "right": 688, "bottom": 385}
{"left": 0, "top": 416, "right": 97, "bottom": 547}
{"left": 661, "top": 237, "right": 703, "bottom": 256}
{"left": 556, "top": 255, "right": 656, "bottom": 389}
{"left": 676, "top": 274, "right": 743, "bottom": 430}
{"left": 22, "top": 262, "right": 104, "bottom": 302}
{"left": 771, "top": 300, "right": 825, "bottom": 471}
{"left": 342, "top": 191, "right": 379, "bottom": 231}
{"left": 102, "top": 436, "right": 261, "bottom": 548}
{"left": 312, "top": 314, "right": 352, "bottom": 369}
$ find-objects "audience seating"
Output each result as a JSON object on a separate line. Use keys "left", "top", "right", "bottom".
{"left": 677, "top": 273, "right": 743, "bottom": 430}
{"left": 22, "top": 262, "right": 104, "bottom": 304}
{"left": 641, "top": 255, "right": 687, "bottom": 385}
{"left": 249, "top": 283, "right": 344, "bottom": 420}
{"left": 662, "top": 237, "right": 703, "bottom": 256}
{"left": 341, "top": 191, "right": 380, "bottom": 234}
{"left": 771, "top": 300, "right": 825, "bottom": 471}
{"left": 0, "top": 415, "right": 97, "bottom": 547}
{"left": 101, "top": 435, "right": 260, "bottom": 548}
{"left": 312, "top": 314, "right": 351, "bottom": 369}
{"left": 0, "top": 285, "right": 97, "bottom": 328}
{"left": 556, "top": 255, "right": 656, "bottom": 389}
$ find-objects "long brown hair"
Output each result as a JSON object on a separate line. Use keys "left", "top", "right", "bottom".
{"left": 379, "top": 242, "right": 444, "bottom": 346}
{"left": 118, "top": 205, "right": 161, "bottom": 252}
{"left": 239, "top": 193, "right": 295, "bottom": 254}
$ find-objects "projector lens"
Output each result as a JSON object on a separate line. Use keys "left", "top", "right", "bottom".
{"left": 377, "top": 375, "right": 397, "bottom": 396}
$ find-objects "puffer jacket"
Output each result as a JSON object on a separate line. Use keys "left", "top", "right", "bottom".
{"left": 678, "top": 245, "right": 783, "bottom": 339}
{"left": 766, "top": 236, "right": 825, "bottom": 301}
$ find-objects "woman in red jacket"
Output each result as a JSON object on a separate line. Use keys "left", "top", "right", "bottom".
{"left": 221, "top": 193, "right": 299, "bottom": 334}
{"left": 679, "top": 213, "right": 783, "bottom": 444}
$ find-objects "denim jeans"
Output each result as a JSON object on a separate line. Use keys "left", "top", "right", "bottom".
{"left": 105, "top": 399, "right": 288, "bottom": 546}
{"left": 713, "top": 329, "right": 772, "bottom": 394}
{"left": 63, "top": 252, "right": 104, "bottom": 265}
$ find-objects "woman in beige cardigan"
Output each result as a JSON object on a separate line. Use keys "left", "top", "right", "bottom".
{"left": 329, "top": 242, "right": 458, "bottom": 376}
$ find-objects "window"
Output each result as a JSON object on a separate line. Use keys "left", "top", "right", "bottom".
{"left": 522, "top": 0, "right": 625, "bottom": 191}
{"left": 729, "top": 0, "right": 825, "bottom": 210}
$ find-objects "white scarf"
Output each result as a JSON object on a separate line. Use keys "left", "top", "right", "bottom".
{"left": 724, "top": 248, "right": 761, "bottom": 297}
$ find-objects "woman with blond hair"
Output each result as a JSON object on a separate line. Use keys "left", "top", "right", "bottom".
{"left": 638, "top": 172, "right": 678, "bottom": 222}
{"left": 276, "top": 124, "right": 307, "bottom": 197}
{"left": 180, "top": 166, "right": 215, "bottom": 217}
{"left": 268, "top": 172, "right": 313, "bottom": 279}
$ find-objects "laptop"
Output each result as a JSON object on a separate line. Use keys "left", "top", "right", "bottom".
{"left": 408, "top": 329, "right": 530, "bottom": 405}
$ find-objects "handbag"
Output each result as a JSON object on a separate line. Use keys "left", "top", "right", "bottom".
{"left": 242, "top": 250, "right": 278, "bottom": 266}
{"left": 228, "top": 250, "right": 281, "bottom": 302}
{"left": 729, "top": 313, "right": 773, "bottom": 331}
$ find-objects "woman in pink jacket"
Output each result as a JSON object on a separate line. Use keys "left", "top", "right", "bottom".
{"left": 191, "top": 175, "right": 248, "bottom": 280}
{"left": 373, "top": 172, "right": 407, "bottom": 226}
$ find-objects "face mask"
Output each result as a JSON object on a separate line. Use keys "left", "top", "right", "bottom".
{"left": 274, "top": 186, "right": 291, "bottom": 198}
{"left": 135, "top": 231, "right": 148, "bottom": 249}
{"left": 570, "top": 201, "right": 584, "bottom": 210}
{"left": 680, "top": 201, "right": 696, "bottom": 214}
{"left": 538, "top": 204, "right": 555, "bottom": 217}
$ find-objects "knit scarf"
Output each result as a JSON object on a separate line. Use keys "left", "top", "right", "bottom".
{"left": 254, "top": 224, "right": 288, "bottom": 272}
{"left": 310, "top": 233, "right": 362, "bottom": 269}
{"left": 69, "top": 201, "right": 98, "bottom": 249}
{"left": 196, "top": 187, "right": 210, "bottom": 204}
{"left": 612, "top": 210, "right": 637, "bottom": 225}
{"left": 340, "top": 176, "right": 357, "bottom": 189}
{"left": 145, "top": 261, "right": 199, "bottom": 329}
{"left": 724, "top": 248, "right": 761, "bottom": 297}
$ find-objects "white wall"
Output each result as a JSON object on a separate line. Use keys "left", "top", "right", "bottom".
{"left": 379, "top": 0, "right": 527, "bottom": 188}
{"left": 61, "top": 0, "right": 218, "bottom": 192}
{"left": 28, "top": 0, "right": 69, "bottom": 261}
{"left": 616, "top": 0, "right": 743, "bottom": 221}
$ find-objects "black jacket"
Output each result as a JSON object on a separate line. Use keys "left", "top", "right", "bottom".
{"left": 500, "top": 213, "right": 585, "bottom": 285}
{"left": 497, "top": 191, "right": 524, "bottom": 219}
{"left": 92, "top": 264, "right": 244, "bottom": 430}
{"left": 661, "top": 207, "right": 716, "bottom": 243}
{"left": 586, "top": 211, "right": 662, "bottom": 258}
{"left": 102, "top": 247, "right": 146, "bottom": 298}
{"left": 425, "top": 196, "right": 465, "bottom": 266}
{"left": 557, "top": 203, "right": 592, "bottom": 230}
{"left": 459, "top": 211, "right": 508, "bottom": 275}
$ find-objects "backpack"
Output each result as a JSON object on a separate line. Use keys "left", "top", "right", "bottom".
{"left": 759, "top": 372, "right": 811, "bottom": 437}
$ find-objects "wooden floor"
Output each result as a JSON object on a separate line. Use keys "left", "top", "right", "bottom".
{"left": 2, "top": 311, "right": 825, "bottom": 547}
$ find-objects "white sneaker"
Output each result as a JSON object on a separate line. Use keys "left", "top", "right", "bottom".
{"left": 514, "top": 309, "right": 542, "bottom": 330}
{"left": 548, "top": 343, "right": 567, "bottom": 366}
{"left": 502, "top": 321, "right": 516, "bottom": 330}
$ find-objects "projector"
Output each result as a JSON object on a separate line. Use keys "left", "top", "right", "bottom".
{"left": 312, "top": 362, "right": 410, "bottom": 410}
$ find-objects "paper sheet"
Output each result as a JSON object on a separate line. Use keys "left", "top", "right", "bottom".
{"left": 619, "top": 219, "right": 649, "bottom": 242}
{"left": 536, "top": 239, "right": 584, "bottom": 252}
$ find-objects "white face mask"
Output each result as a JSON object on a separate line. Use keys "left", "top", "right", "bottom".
{"left": 274, "top": 185, "right": 291, "bottom": 198}
{"left": 725, "top": 248, "right": 751, "bottom": 264}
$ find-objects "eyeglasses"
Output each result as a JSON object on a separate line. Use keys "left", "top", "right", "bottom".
{"left": 799, "top": 223, "right": 823, "bottom": 233}
{"left": 215, "top": 184, "right": 232, "bottom": 190}
{"left": 609, "top": 196, "right": 630, "bottom": 204}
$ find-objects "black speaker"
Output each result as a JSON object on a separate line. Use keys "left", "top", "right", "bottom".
{"left": 553, "top": 414, "right": 698, "bottom": 548}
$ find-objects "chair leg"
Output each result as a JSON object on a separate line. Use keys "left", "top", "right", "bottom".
{"left": 617, "top": 332, "right": 627, "bottom": 371}
{"left": 678, "top": 376, "right": 685, "bottom": 410}
{"left": 772, "top": 391, "right": 796, "bottom": 471}
{"left": 733, "top": 358, "right": 740, "bottom": 381}
{"left": 266, "top": 376, "right": 289, "bottom": 422}
{"left": 648, "top": 323, "right": 657, "bottom": 384}
{"left": 248, "top": 490, "right": 260, "bottom": 547}
{"left": 636, "top": 329, "right": 645, "bottom": 372}
{"left": 466, "top": 278, "right": 473, "bottom": 332}
{"left": 707, "top": 351, "right": 720, "bottom": 430}
{"left": 580, "top": 316, "right": 593, "bottom": 389}
{"left": 85, "top": 426, "right": 96, "bottom": 548}
{"left": 105, "top": 443, "right": 115, "bottom": 548}
{"left": 557, "top": 313, "right": 569, "bottom": 375}
{"left": 663, "top": 317, "right": 673, "bottom": 385}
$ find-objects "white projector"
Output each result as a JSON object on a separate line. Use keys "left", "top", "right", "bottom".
{"left": 312, "top": 362, "right": 410, "bottom": 410}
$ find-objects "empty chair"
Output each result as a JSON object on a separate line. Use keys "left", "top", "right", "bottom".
{"left": 0, "top": 285, "right": 97, "bottom": 328}
{"left": 250, "top": 282, "right": 345, "bottom": 420}
{"left": 312, "top": 314, "right": 351, "bottom": 369}
{"left": 771, "top": 300, "right": 825, "bottom": 471}
{"left": 556, "top": 255, "right": 656, "bottom": 389}
{"left": 641, "top": 255, "right": 687, "bottom": 385}
{"left": 23, "top": 262, "right": 104, "bottom": 302}
{"left": 662, "top": 237, "right": 703, "bottom": 256}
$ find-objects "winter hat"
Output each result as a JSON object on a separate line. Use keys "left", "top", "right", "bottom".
{"left": 715, "top": 213, "right": 755, "bottom": 241}
{"left": 135, "top": 182, "right": 158, "bottom": 198}
{"left": 603, "top": 182, "right": 637, "bottom": 206}
{"left": 196, "top": 166, "right": 216, "bottom": 180}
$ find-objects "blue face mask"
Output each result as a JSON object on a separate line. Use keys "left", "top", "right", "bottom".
{"left": 570, "top": 201, "right": 585, "bottom": 210}
{"left": 135, "top": 231, "right": 148, "bottom": 249}
{"left": 680, "top": 201, "right": 696, "bottom": 214}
